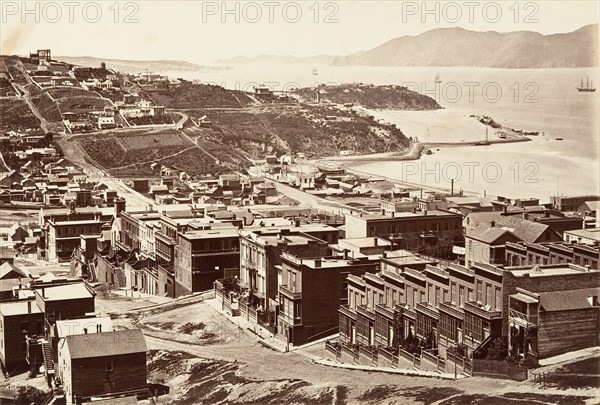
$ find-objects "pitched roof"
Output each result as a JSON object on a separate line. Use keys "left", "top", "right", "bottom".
{"left": 509, "top": 220, "right": 553, "bottom": 242}
{"left": 467, "top": 227, "right": 519, "bottom": 244}
{"left": 465, "top": 212, "right": 555, "bottom": 243}
{"left": 581, "top": 201, "right": 600, "bottom": 211}
{"left": 65, "top": 329, "right": 146, "bottom": 359}
{"left": 539, "top": 288, "right": 600, "bottom": 312}
{"left": 0, "top": 262, "right": 26, "bottom": 279}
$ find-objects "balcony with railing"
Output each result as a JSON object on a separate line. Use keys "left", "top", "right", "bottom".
{"left": 339, "top": 304, "right": 357, "bottom": 320}
{"left": 155, "top": 231, "right": 177, "bottom": 245}
{"left": 375, "top": 303, "right": 394, "bottom": 320}
{"left": 416, "top": 302, "right": 439, "bottom": 321}
{"left": 508, "top": 309, "right": 538, "bottom": 327}
{"left": 279, "top": 284, "right": 302, "bottom": 300}
{"left": 508, "top": 292, "right": 539, "bottom": 327}
{"left": 357, "top": 305, "right": 375, "bottom": 321}
{"left": 395, "top": 303, "right": 416, "bottom": 320}
{"left": 464, "top": 301, "right": 502, "bottom": 320}
{"left": 115, "top": 240, "right": 132, "bottom": 252}
{"left": 439, "top": 302, "right": 464, "bottom": 320}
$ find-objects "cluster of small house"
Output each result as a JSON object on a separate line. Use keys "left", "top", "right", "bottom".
{"left": 131, "top": 174, "right": 283, "bottom": 207}
{"left": 19, "top": 49, "right": 170, "bottom": 134}
{"left": 3, "top": 148, "right": 599, "bottom": 381}
{"left": 0, "top": 274, "right": 149, "bottom": 404}
{"left": 28, "top": 173, "right": 598, "bottom": 368}
{"left": 0, "top": 158, "right": 121, "bottom": 209}
{"left": 63, "top": 96, "right": 167, "bottom": 133}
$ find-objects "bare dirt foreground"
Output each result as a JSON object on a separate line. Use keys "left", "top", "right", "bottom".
{"left": 96, "top": 295, "right": 600, "bottom": 405}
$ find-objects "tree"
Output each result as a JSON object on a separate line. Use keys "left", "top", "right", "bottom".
{"left": 30, "top": 152, "right": 42, "bottom": 163}
{"left": 16, "top": 386, "right": 48, "bottom": 405}
{"left": 486, "top": 336, "right": 508, "bottom": 361}
{"left": 43, "top": 132, "right": 54, "bottom": 146}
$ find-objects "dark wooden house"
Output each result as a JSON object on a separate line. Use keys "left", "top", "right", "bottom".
{"left": 58, "top": 329, "right": 148, "bottom": 404}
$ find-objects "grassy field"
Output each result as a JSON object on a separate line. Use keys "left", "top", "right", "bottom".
{"left": 191, "top": 105, "right": 410, "bottom": 159}
{"left": 0, "top": 98, "right": 41, "bottom": 132}
{"left": 78, "top": 135, "right": 188, "bottom": 169}
{"left": 28, "top": 85, "right": 63, "bottom": 122}
{"left": 150, "top": 82, "right": 254, "bottom": 109}
{"left": 118, "top": 131, "right": 192, "bottom": 150}
{"left": 0, "top": 78, "right": 18, "bottom": 97}
{"left": 55, "top": 97, "right": 111, "bottom": 113}
{"left": 2, "top": 57, "right": 29, "bottom": 85}
{"left": 47, "top": 87, "right": 100, "bottom": 100}
{"left": 161, "top": 147, "right": 232, "bottom": 176}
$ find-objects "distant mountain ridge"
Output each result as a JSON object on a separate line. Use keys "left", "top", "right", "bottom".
{"left": 54, "top": 56, "right": 221, "bottom": 73}
{"left": 332, "top": 24, "right": 598, "bottom": 68}
{"left": 216, "top": 54, "right": 338, "bottom": 65}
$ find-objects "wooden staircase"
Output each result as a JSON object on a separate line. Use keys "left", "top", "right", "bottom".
{"left": 88, "top": 261, "right": 98, "bottom": 282}
{"left": 41, "top": 340, "right": 54, "bottom": 374}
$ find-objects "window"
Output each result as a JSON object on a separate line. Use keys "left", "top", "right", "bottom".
{"left": 476, "top": 281, "right": 482, "bottom": 303}
{"left": 464, "top": 313, "right": 483, "bottom": 342}
{"left": 451, "top": 283, "right": 457, "bottom": 304}
{"left": 106, "top": 360, "right": 113, "bottom": 372}
{"left": 440, "top": 313, "right": 458, "bottom": 342}
{"left": 485, "top": 284, "right": 492, "bottom": 307}
{"left": 459, "top": 285, "right": 465, "bottom": 307}
{"left": 495, "top": 287, "right": 502, "bottom": 311}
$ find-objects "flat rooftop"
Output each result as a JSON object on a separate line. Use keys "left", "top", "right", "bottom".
{"left": 337, "top": 237, "right": 391, "bottom": 249}
{"left": 50, "top": 219, "right": 104, "bottom": 226}
{"left": 180, "top": 228, "right": 240, "bottom": 240}
{"left": 0, "top": 300, "right": 42, "bottom": 316}
{"left": 285, "top": 256, "right": 371, "bottom": 269}
{"left": 382, "top": 252, "right": 436, "bottom": 266}
{"left": 508, "top": 264, "right": 596, "bottom": 278}
{"left": 36, "top": 282, "right": 94, "bottom": 301}
{"left": 349, "top": 210, "right": 459, "bottom": 220}
{"left": 564, "top": 227, "right": 600, "bottom": 242}
{"left": 55, "top": 316, "right": 113, "bottom": 338}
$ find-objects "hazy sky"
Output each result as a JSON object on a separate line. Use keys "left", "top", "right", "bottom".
{"left": 1, "top": 1, "right": 598, "bottom": 63}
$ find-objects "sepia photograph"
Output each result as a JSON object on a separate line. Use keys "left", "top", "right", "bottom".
{"left": 0, "top": 1, "right": 598, "bottom": 404}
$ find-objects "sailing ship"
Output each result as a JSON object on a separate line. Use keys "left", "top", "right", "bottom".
{"left": 477, "top": 125, "right": 491, "bottom": 145}
{"left": 434, "top": 73, "right": 441, "bottom": 83}
{"left": 577, "top": 76, "right": 596, "bottom": 92}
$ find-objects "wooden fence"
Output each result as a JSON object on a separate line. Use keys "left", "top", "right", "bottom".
{"left": 472, "top": 359, "right": 528, "bottom": 381}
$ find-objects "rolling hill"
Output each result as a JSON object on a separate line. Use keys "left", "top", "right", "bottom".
{"left": 331, "top": 24, "right": 598, "bottom": 68}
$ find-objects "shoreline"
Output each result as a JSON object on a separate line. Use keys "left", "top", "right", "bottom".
{"left": 316, "top": 132, "right": 532, "bottom": 166}
{"left": 316, "top": 106, "right": 534, "bottom": 166}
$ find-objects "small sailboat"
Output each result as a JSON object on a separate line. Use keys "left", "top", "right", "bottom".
{"left": 312, "top": 68, "right": 319, "bottom": 76}
{"left": 478, "top": 125, "right": 491, "bottom": 145}
{"left": 577, "top": 76, "right": 596, "bottom": 92}
{"left": 434, "top": 73, "right": 441, "bottom": 84}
